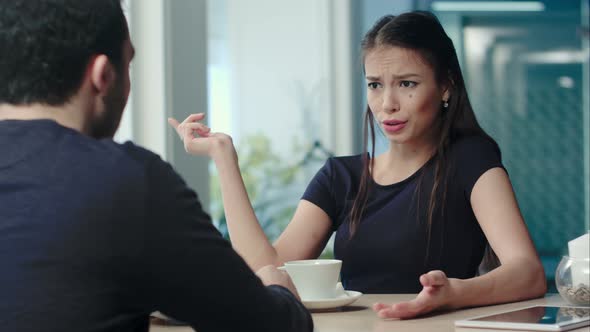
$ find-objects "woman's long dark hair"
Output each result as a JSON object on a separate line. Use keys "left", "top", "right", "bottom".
{"left": 349, "top": 11, "right": 500, "bottom": 270}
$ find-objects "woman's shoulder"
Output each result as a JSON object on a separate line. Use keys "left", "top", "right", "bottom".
{"left": 318, "top": 154, "right": 365, "bottom": 179}
{"left": 327, "top": 154, "right": 367, "bottom": 173}
{"left": 447, "top": 134, "right": 505, "bottom": 187}
{"left": 449, "top": 134, "right": 501, "bottom": 159}
{"left": 451, "top": 134, "right": 499, "bottom": 150}
{"left": 329, "top": 153, "right": 365, "bottom": 166}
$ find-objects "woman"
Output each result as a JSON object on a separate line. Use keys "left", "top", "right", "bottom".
{"left": 169, "top": 11, "right": 546, "bottom": 319}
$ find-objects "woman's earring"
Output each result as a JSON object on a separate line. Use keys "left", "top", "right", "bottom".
{"left": 443, "top": 100, "right": 449, "bottom": 109}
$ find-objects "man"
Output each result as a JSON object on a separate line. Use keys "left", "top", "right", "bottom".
{"left": 0, "top": 1, "right": 313, "bottom": 331}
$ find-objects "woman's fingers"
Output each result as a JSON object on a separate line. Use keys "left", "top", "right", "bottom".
{"left": 167, "top": 118, "right": 183, "bottom": 140}
{"left": 167, "top": 117, "right": 180, "bottom": 128}
{"left": 168, "top": 115, "right": 210, "bottom": 141}
{"left": 168, "top": 114, "right": 235, "bottom": 158}
{"left": 181, "top": 122, "right": 211, "bottom": 138}
{"left": 372, "top": 303, "right": 389, "bottom": 311}
{"left": 182, "top": 113, "right": 206, "bottom": 124}
{"left": 373, "top": 299, "right": 428, "bottom": 319}
{"left": 373, "top": 272, "right": 450, "bottom": 320}
{"left": 420, "top": 270, "right": 447, "bottom": 287}
{"left": 373, "top": 302, "right": 415, "bottom": 319}
{"left": 179, "top": 113, "right": 206, "bottom": 136}
{"left": 389, "top": 301, "right": 424, "bottom": 318}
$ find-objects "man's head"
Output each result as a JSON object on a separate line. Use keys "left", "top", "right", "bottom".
{"left": 0, "top": 0, "right": 133, "bottom": 138}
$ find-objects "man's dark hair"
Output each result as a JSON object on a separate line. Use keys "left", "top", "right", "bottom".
{"left": 0, "top": 0, "right": 127, "bottom": 106}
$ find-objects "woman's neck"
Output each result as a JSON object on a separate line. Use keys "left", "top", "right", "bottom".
{"left": 372, "top": 134, "right": 439, "bottom": 186}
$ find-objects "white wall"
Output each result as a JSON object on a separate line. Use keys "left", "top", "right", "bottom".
{"left": 128, "top": 0, "right": 167, "bottom": 158}
{"left": 114, "top": 0, "right": 134, "bottom": 144}
{"left": 124, "top": 0, "right": 360, "bottom": 213}
{"left": 128, "top": 0, "right": 210, "bottom": 210}
{"left": 221, "top": 0, "right": 355, "bottom": 157}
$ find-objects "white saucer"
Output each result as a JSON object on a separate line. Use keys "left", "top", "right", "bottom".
{"left": 302, "top": 290, "right": 363, "bottom": 310}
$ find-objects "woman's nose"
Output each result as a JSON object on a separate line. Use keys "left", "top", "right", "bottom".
{"left": 381, "top": 88, "right": 399, "bottom": 113}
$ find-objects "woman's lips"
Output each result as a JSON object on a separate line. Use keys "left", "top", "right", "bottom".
{"left": 382, "top": 120, "right": 407, "bottom": 133}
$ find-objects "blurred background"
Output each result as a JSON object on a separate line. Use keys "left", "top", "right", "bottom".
{"left": 118, "top": 0, "right": 589, "bottom": 291}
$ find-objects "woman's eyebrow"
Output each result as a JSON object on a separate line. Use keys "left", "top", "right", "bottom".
{"left": 365, "top": 73, "right": 421, "bottom": 80}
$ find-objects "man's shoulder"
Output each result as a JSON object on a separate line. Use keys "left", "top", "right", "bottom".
{"left": 56, "top": 137, "right": 173, "bottom": 189}
{"left": 107, "top": 140, "right": 163, "bottom": 166}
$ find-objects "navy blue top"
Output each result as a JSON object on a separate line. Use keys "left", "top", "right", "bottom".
{"left": 302, "top": 135, "right": 504, "bottom": 293}
{"left": 0, "top": 120, "right": 312, "bottom": 332}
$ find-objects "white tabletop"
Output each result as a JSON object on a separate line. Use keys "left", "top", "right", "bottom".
{"left": 150, "top": 294, "right": 589, "bottom": 332}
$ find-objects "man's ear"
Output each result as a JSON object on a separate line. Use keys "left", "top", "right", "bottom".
{"left": 88, "top": 54, "right": 116, "bottom": 96}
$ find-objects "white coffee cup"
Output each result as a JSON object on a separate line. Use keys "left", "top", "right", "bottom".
{"left": 283, "top": 259, "right": 342, "bottom": 300}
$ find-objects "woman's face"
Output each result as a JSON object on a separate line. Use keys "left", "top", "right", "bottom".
{"left": 364, "top": 45, "right": 449, "bottom": 148}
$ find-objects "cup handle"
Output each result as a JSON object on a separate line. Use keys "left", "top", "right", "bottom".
{"left": 335, "top": 282, "right": 347, "bottom": 297}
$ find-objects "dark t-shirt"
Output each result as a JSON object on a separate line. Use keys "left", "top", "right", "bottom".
{"left": 302, "top": 135, "right": 504, "bottom": 293}
{"left": 0, "top": 120, "right": 312, "bottom": 332}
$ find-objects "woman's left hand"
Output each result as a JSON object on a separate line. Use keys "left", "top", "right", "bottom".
{"left": 372, "top": 270, "right": 454, "bottom": 319}
{"left": 168, "top": 113, "right": 237, "bottom": 162}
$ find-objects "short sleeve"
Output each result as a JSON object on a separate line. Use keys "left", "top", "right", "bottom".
{"left": 301, "top": 158, "right": 338, "bottom": 223}
{"left": 451, "top": 135, "right": 505, "bottom": 199}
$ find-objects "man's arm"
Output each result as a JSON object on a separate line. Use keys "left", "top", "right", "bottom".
{"left": 137, "top": 156, "right": 313, "bottom": 332}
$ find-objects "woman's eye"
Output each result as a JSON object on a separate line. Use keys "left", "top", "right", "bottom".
{"left": 367, "top": 82, "right": 381, "bottom": 89}
{"left": 400, "top": 81, "right": 417, "bottom": 88}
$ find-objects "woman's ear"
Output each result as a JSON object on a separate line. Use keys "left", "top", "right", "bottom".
{"left": 442, "top": 88, "right": 451, "bottom": 102}
{"left": 88, "top": 54, "right": 116, "bottom": 96}
{"left": 442, "top": 77, "right": 454, "bottom": 102}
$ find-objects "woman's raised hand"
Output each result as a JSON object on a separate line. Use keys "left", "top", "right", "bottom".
{"left": 167, "top": 113, "right": 235, "bottom": 161}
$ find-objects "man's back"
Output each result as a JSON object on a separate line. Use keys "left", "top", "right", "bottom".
{"left": 0, "top": 119, "right": 312, "bottom": 332}
{"left": 1, "top": 120, "right": 151, "bottom": 330}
